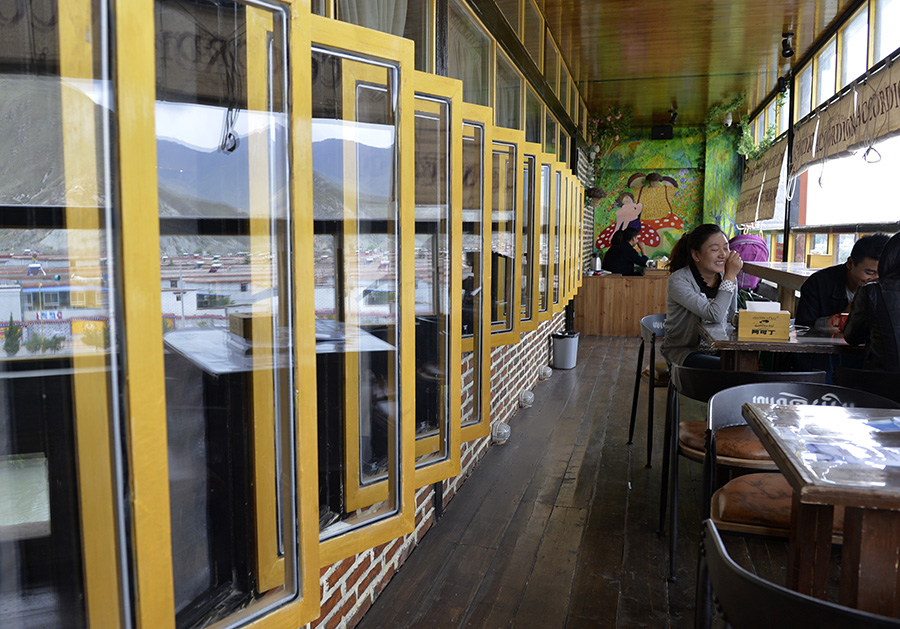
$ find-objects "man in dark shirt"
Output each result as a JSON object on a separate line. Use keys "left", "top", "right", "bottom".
{"left": 602, "top": 227, "right": 649, "bottom": 276}
{"left": 794, "top": 233, "right": 889, "bottom": 379}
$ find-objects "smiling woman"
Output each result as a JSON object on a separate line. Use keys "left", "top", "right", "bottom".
{"left": 661, "top": 224, "right": 741, "bottom": 368}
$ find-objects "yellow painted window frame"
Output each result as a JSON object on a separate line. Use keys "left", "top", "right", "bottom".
{"left": 550, "top": 162, "right": 564, "bottom": 313}
{"left": 536, "top": 152, "right": 556, "bottom": 322}
{"left": 460, "top": 103, "right": 494, "bottom": 443}
{"left": 519, "top": 141, "right": 542, "bottom": 332}
{"left": 558, "top": 169, "right": 571, "bottom": 306}
{"left": 58, "top": 3, "right": 121, "bottom": 626}
{"left": 494, "top": 47, "right": 524, "bottom": 130}
{"left": 311, "top": 15, "right": 416, "bottom": 569}
{"left": 412, "top": 70, "right": 463, "bottom": 488}
{"left": 490, "top": 126, "right": 526, "bottom": 347}
{"left": 576, "top": 179, "right": 584, "bottom": 290}
{"left": 118, "top": 2, "right": 321, "bottom": 626}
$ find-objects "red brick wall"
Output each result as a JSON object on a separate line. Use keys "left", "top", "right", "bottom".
{"left": 307, "top": 313, "right": 566, "bottom": 628}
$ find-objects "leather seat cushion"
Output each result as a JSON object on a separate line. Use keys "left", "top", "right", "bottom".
{"left": 712, "top": 473, "right": 793, "bottom": 530}
{"left": 713, "top": 473, "right": 845, "bottom": 532}
{"left": 679, "top": 423, "right": 771, "bottom": 460}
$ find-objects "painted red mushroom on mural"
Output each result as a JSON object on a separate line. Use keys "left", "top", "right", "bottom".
{"left": 595, "top": 172, "right": 683, "bottom": 251}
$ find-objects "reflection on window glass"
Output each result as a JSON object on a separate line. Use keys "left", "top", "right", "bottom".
{"left": 810, "top": 233, "right": 829, "bottom": 255}
{"left": 448, "top": 0, "right": 491, "bottom": 106}
{"left": 0, "top": 1, "right": 119, "bottom": 626}
{"left": 766, "top": 101, "right": 776, "bottom": 134}
{"left": 544, "top": 32, "right": 558, "bottom": 94}
{"left": 496, "top": 0, "right": 521, "bottom": 35}
{"left": 840, "top": 8, "right": 868, "bottom": 87}
{"left": 779, "top": 88, "right": 790, "bottom": 134}
{"left": 496, "top": 52, "right": 522, "bottom": 130}
{"left": 538, "top": 165, "right": 551, "bottom": 312}
{"left": 797, "top": 64, "right": 813, "bottom": 119}
{"left": 545, "top": 113, "right": 557, "bottom": 155}
{"left": 559, "top": 70, "right": 569, "bottom": 111}
{"left": 461, "top": 122, "right": 485, "bottom": 427}
{"left": 413, "top": 94, "right": 451, "bottom": 465}
{"left": 558, "top": 132, "right": 568, "bottom": 164}
{"left": 523, "top": 0, "right": 542, "bottom": 64}
{"left": 404, "top": 0, "right": 434, "bottom": 72}
{"left": 521, "top": 155, "right": 535, "bottom": 322}
{"left": 553, "top": 170, "right": 562, "bottom": 304}
{"left": 337, "top": 0, "right": 410, "bottom": 36}
{"left": 155, "top": 2, "right": 296, "bottom": 624}
{"left": 311, "top": 0, "right": 328, "bottom": 15}
{"left": 815, "top": 39, "right": 837, "bottom": 107}
{"left": 875, "top": 0, "right": 900, "bottom": 61}
{"left": 525, "top": 85, "right": 542, "bottom": 143}
{"left": 311, "top": 47, "right": 402, "bottom": 538}
{"left": 570, "top": 82, "right": 577, "bottom": 121}
{"left": 492, "top": 142, "right": 517, "bottom": 333}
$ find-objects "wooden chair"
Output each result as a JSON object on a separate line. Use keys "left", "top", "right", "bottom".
{"left": 628, "top": 313, "right": 667, "bottom": 468}
{"left": 834, "top": 367, "right": 900, "bottom": 404}
{"left": 659, "top": 365, "right": 826, "bottom": 580}
{"left": 695, "top": 519, "right": 900, "bottom": 629}
{"left": 706, "top": 383, "right": 899, "bottom": 539}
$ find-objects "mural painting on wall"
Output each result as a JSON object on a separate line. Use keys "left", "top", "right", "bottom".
{"left": 595, "top": 172, "right": 684, "bottom": 253}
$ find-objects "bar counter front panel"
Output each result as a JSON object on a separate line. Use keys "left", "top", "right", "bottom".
{"left": 573, "top": 273, "right": 668, "bottom": 337}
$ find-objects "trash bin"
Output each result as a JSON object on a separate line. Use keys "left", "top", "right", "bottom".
{"left": 550, "top": 332, "right": 579, "bottom": 369}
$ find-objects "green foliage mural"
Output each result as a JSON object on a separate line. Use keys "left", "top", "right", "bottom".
{"left": 703, "top": 127, "right": 742, "bottom": 236}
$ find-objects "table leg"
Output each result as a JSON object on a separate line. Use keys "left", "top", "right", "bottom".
{"left": 778, "top": 285, "right": 796, "bottom": 315}
{"left": 787, "top": 495, "right": 832, "bottom": 599}
{"left": 734, "top": 350, "right": 758, "bottom": 372}
{"left": 839, "top": 507, "right": 900, "bottom": 616}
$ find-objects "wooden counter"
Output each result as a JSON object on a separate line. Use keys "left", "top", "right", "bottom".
{"left": 573, "top": 273, "right": 668, "bottom": 336}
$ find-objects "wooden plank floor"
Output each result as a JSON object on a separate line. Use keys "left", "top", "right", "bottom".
{"left": 358, "top": 335, "right": 793, "bottom": 629}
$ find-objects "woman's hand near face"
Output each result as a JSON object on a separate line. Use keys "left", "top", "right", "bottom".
{"left": 724, "top": 250, "right": 743, "bottom": 281}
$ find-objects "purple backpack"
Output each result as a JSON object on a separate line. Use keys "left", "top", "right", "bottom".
{"left": 728, "top": 234, "right": 769, "bottom": 290}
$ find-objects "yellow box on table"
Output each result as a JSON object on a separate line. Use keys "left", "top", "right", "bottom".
{"left": 737, "top": 310, "right": 790, "bottom": 341}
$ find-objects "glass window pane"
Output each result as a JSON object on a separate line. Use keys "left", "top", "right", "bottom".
{"left": 545, "top": 113, "right": 558, "bottom": 155}
{"left": 797, "top": 64, "right": 813, "bottom": 119}
{"left": 766, "top": 101, "right": 777, "bottom": 132}
{"left": 538, "top": 164, "right": 552, "bottom": 312}
{"left": 337, "top": 0, "right": 410, "bottom": 36}
{"left": 496, "top": 0, "right": 521, "bottom": 35}
{"left": 558, "top": 131, "right": 568, "bottom": 164}
{"left": 875, "top": 0, "right": 900, "bottom": 61}
{"left": 521, "top": 155, "right": 536, "bottom": 322}
{"left": 311, "top": 48, "right": 402, "bottom": 536}
{"left": 525, "top": 85, "right": 542, "bottom": 143}
{"left": 570, "top": 81, "right": 577, "bottom": 122}
{"left": 461, "top": 122, "right": 485, "bottom": 428}
{"left": 553, "top": 170, "right": 562, "bottom": 304}
{"left": 1, "top": 1, "right": 119, "bottom": 626}
{"left": 448, "top": 0, "right": 491, "bottom": 106}
{"left": 154, "top": 2, "right": 296, "bottom": 623}
{"left": 778, "top": 88, "right": 790, "bottom": 134}
{"left": 837, "top": 233, "right": 856, "bottom": 263}
{"left": 413, "top": 93, "right": 451, "bottom": 464}
{"left": 815, "top": 39, "right": 837, "bottom": 107}
{"left": 559, "top": 70, "right": 569, "bottom": 112}
{"left": 496, "top": 52, "right": 522, "bottom": 130}
{"left": 404, "top": 0, "right": 434, "bottom": 72}
{"left": 840, "top": 7, "right": 868, "bottom": 87}
{"left": 491, "top": 142, "right": 517, "bottom": 333}
{"left": 544, "top": 33, "right": 558, "bottom": 95}
{"left": 311, "top": 0, "right": 328, "bottom": 16}
{"left": 523, "top": 0, "right": 542, "bottom": 66}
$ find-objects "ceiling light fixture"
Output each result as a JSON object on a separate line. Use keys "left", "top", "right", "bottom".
{"left": 782, "top": 32, "right": 795, "bottom": 58}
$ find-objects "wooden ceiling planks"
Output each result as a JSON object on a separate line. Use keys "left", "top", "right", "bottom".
{"left": 542, "top": 0, "right": 857, "bottom": 126}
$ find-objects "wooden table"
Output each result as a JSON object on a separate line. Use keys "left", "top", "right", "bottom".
{"left": 699, "top": 322, "right": 862, "bottom": 371}
{"left": 742, "top": 261, "right": 819, "bottom": 313}
{"left": 742, "top": 403, "right": 900, "bottom": 616}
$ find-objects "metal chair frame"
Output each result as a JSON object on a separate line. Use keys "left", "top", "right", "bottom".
{"left": 629, "top": 313, "right": 667, "bottom": 468}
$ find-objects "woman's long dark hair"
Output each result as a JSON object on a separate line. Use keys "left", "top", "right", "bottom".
{"left": 668, "top": 224, "right": 725, "bottom": 272}
{"left": 878, "top": 232, "right": 900, "bottom": 282}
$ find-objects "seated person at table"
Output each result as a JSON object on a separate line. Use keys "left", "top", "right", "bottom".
{"left": 661, "top": 224, "right": 742, "bottom": 369}
{"left": 794, "top": 233, "right": 889, "bottom": 379}
{"left": 843, "top": 231, "right": 900, "bottom": 371}
{"left": 602, "top": 227, "right": 649, "bottom": 276}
